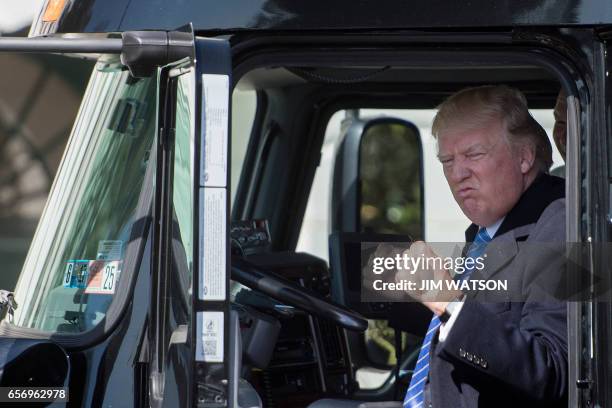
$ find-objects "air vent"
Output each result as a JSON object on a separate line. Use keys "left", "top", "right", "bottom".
{"left": 318, "top": 319, "right": 344, "bottom": 367}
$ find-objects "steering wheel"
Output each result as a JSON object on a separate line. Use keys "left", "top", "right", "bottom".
{"left": 231, "top": 257, "right": 368, "bottom": 332}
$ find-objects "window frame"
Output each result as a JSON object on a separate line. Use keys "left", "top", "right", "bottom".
{"left": 229, "top": 40, "right": 585, "bottom": 402}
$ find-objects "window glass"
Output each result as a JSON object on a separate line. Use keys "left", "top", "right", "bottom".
{"left": 297, "top": 108, "right": 559, "bottom": 390}
{"left": 11, "top": 58, "right": 157, "bottom": 333}
{"left": 298, "top": 109, "right": 561, "bottom": 258}
{"left": 172, "top": 73, "right": 194, "bottom": 272}
{"left": 231, "top": 89, "right": 257, "bottom": 205}
{"left": 296, "top": 111, "right": 344, "bottom": 261}
{"left": 152, "top": 69, "right": 195, "bottom": 398}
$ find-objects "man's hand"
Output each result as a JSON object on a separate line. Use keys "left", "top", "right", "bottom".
{"left": 363, "top": 242, "right": 408, "bottom": 301}
{"left": 395, "top": 241, "right": 462, "bottom": 315}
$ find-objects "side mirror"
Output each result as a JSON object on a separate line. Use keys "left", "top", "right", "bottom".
{"left": 0, "top": 338, "right": 69, "bottom": 388}
{"left": 330, "top": 116, "right": 426, "bottom": 372}
{"left": 332, "top": 117, "right": 424, "bottom": 238}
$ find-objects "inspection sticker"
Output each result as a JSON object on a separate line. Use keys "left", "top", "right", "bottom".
{"left": 84, "top": 260, "right": 121, "bottom": 294}
{"left": 96, "top": 240, "right": 123, "bottom": 261}
{"left": 200, "top": 73, "right": 229, "bottom": 187}
{"left": 196, "top": 311, "right": 224, "bottom": 362}
{"left": 63, "top": 260, "right": 89, "bottom": 289}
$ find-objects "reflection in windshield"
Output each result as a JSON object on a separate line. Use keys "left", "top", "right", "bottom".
{"left": 10, "top": 58, "right": 157, "bottom": 333}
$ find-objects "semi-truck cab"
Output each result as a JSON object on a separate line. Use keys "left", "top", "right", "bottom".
{"left": 0, "top": 1, "right": 610, "bottom": 407}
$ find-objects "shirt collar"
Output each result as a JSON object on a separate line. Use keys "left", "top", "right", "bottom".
{"left": 484, "top": 217, "right": 504, "bottom": 239}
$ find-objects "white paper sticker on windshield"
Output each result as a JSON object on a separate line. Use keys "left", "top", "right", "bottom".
{"left": 201, "top": 73, "right": 229, "bottom": 188}
{"left": 196, "top": 311, "right": 224, "bottom": 362}
{"left": 199, "top": 188, "right": 227, "bottom": 301}
{"left": 96, "top": 240, "right": 123, "bottom": 261}
{"left": 84, "top": 260, "right": 121, "bottom": 294}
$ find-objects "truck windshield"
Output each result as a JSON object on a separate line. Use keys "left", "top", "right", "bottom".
{"left": 9, "top": 57, "right": 157, "bottom": 333}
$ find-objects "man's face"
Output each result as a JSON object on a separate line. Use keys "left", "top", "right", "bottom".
{"left": 437, "top": 119, "right": 531, "bottom": 227}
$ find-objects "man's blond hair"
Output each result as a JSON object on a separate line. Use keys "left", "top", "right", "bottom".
{"left": 432, "top": 85, "right": 553, "bottom": 172}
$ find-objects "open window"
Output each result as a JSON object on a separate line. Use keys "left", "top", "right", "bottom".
{"left": 231, "top": 42, "right": 581, "bottom": 406}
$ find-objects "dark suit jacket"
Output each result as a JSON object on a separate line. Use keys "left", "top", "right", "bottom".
{"left": 424, "top": 174, "right": 568, "bottom": 408}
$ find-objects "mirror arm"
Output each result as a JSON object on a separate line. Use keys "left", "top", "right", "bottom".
{"left": 0, "top": 30, "right": 195, "bottom": 78}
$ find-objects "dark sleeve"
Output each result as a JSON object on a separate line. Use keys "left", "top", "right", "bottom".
{"left": 435, "top": 300, "right": 568, "bottom": 402}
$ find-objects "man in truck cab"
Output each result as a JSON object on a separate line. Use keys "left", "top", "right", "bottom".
{"left": 398, "top": 85, "right": 567, "bottom": 408}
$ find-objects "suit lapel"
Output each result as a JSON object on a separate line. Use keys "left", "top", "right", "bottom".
{"left": 480, "top": 223, "right": 534, "bottom": 278}
{"left": 465, "top": 223, "right": 535, "bottom": 297}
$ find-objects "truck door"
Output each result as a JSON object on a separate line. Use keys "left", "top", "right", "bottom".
{"left": 150, "top": 35, "right": 234, "bottom": 407}
{"left": 192, "top": 37, "right": 233, "bottom": 408}
{"left": 0, "top": 30, "right": 235, "bottom": 408}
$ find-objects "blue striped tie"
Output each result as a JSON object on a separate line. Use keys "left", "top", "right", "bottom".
{"left": 458, "top": 227, "right": 492, "bottom": 282}
{"left": 403, "top": 228, "right": 492, "bottom": 408}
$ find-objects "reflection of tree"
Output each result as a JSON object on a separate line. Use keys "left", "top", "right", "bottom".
{"left": 0, "top": 49, "right": 92, "bottom": 290}
{"left": 360, "top": 122, "right": 421, "bottom": 239}
{"left": 0, "top": 52, "right": 92, "bottom": 219}
{"left": 0, "top": 70, "right": 55, "bottom": 216}
{"left": 366, "top": 319, "right": 399, "bottom": 365}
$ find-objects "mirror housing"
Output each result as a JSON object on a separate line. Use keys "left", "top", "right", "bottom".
{"left": 331, "top": 116, "right": 424, "bottom": 238}
{"left": 0, "top": 338, "right": 69, "bottom": 388}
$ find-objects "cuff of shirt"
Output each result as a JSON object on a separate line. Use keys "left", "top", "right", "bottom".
{"left": 438, "top": 300, "right": 465, "bottom": 342}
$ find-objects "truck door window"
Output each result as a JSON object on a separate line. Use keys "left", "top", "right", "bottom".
{"left": 299, "top": 108, "right": 563, "bottom": 251}
{"left": 10, "top": 58, "right": 157, "bottom": 333}
{"left": 297, "top": 111, "right": 344, "bottom": 260}
{"left": 298, "top": 107, "right": 561, "bottom": 391}
{"left": 172, "top": 73, "right": 195, "bottom": 271}
{"left": 231, "top": 89, "right": 257, "bottom": 204}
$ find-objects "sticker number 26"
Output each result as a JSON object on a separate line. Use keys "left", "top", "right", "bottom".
{"left": 102, "top": 264, "right": 117, "bottom": 292}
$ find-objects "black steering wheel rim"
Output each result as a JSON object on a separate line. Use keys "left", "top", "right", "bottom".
{"left": 231, "top": 257, "right": 368, "bottom": 332}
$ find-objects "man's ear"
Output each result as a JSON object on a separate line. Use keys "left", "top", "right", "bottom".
{"left": 519, "top": 142, "right": 536, "bottom": 174}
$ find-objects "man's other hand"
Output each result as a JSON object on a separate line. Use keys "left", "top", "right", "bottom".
{"left": 395, "top": 241, "right": 461, "bottom": 315}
